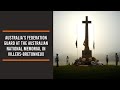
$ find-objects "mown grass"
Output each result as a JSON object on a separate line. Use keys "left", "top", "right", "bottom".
{"left": 54, "top": 65, "right": 120, "bottom": 79}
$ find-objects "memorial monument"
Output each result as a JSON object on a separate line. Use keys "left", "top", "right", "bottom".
{"left": 74, "top": 16, "right": 97, "bottom": 65}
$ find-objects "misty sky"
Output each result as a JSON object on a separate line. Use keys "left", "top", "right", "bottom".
{"left": 53, "top": 11, "right": 120, "bottom": 65}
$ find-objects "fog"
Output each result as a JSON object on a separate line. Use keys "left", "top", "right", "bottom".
{"left": 53, "top": 11, "right": 120, "bottom": 65}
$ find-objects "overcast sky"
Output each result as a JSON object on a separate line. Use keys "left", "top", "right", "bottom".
{"left": 53, "top": 11, "right": 120, "bottom": 65}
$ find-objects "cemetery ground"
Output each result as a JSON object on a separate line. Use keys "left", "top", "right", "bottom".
{"left": 54, "top": 65, "right": 120, "bottom": 79}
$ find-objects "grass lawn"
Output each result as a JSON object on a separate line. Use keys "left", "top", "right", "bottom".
{"left": 54, "top": 65, "right": 120, "bottom": 79}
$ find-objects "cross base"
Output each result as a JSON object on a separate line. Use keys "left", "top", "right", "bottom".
{"left": 82, "top": 50, "right": 92, "bottom": 59}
